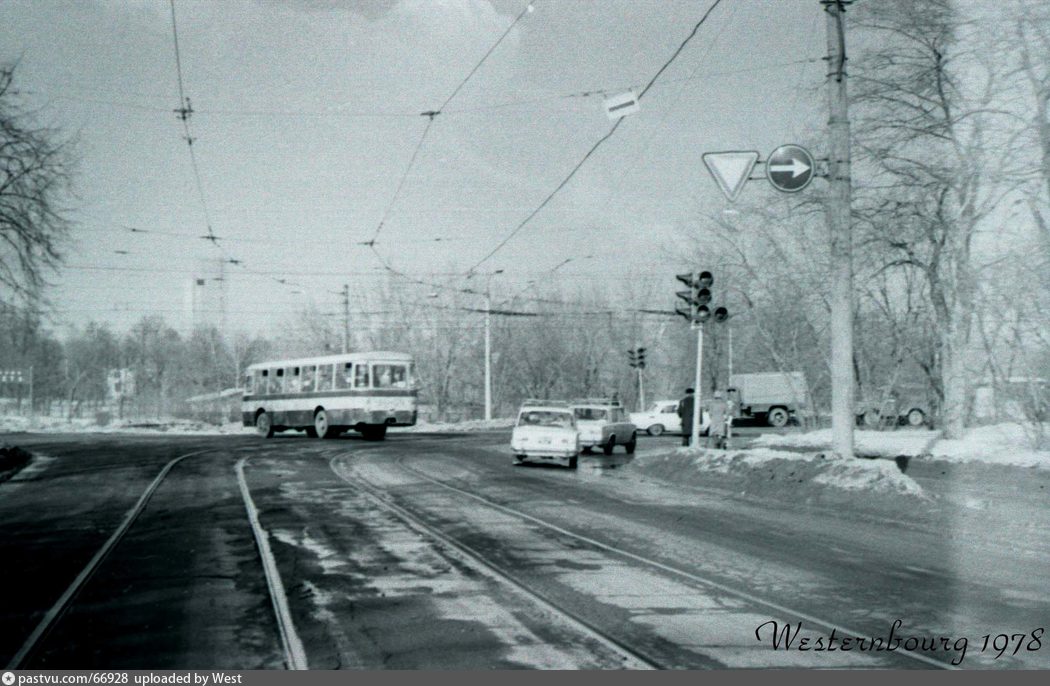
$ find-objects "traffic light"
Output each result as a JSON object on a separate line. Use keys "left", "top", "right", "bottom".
{"left": 636, "top": 347, "right": 646, "bottom": 369}
{"left": 673, "top": 271, "right": 728, "bottom": 326}
{"left": 675, "top": 272, "right": 700, "bottom": 323}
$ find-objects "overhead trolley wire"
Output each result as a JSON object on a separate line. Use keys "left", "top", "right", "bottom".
{"left": 466, "top": 0, "right": 726, "bottom": 272}
{"left": 168, "top": 0, "right": 218, "bottom": 246}
{"left": 364, "top": 1, "right": 535, "bottom": 251}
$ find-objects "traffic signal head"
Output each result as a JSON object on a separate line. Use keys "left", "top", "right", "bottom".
{"left": 697, "top": 270, "right": 713, "bottom": 288}
{"left": 695, "top": 287, "right": 711, "bottom": 306}
{"left": 713, "top": 306, "right": 729, "bottom": 323}
{"left": 695, "top": 305, "right": 711, "bottom": 322}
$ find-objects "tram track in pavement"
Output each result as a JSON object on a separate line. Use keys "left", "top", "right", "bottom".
{"left": 5, "top": 444, "right": 304, "bottom": 670}
{"left": 327, "top": 452, "right": 659, "bottom": 669}
{"left": 328, "top": 448, "right": 957, "bottom": 670}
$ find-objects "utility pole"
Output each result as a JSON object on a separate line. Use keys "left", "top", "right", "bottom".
{"left": 341, "top": 284, "right": 350, "bottom": 353}
{"left": 484, "top": 293, "right": 492, "bottom": 421}
{"left": 823, "top": 0, "right": 855, "bottom": 459}
{"left": 218, "top": 256, "right": 227, "bottom": 339}
{"left": 727, "top": 323, "right": 733, "bottom": 380}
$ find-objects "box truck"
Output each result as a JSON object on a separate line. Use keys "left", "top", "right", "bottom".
{"left": 727, "top": 371, "right": 810, "bottom": 428}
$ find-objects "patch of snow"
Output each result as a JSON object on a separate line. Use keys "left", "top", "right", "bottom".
{"left": 633, "top": 446, "right": 926, "bottom": 500}
{"left": 400, "top": 418, "right": 515, "bottom": 433}
{"left": 753, "top": 422, "right": 1050, "bottom": 469}
{"left": 811, "top": 458, "right": 925, "bottom": 496}
{"left": 0, "top": 414, "right": 253, "bottom": 436}
{"left": 928, "top": 424, "right": 1050, "bottom": 469}
{"left": 752, "top": 428, "right": 939, "bottom": 456}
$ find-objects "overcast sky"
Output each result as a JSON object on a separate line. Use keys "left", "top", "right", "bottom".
{"left": 0, "top": 0, "right": 828, "bottom": 335}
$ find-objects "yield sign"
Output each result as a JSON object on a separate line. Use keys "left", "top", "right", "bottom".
{"left": 702, "top": 151, "right": 759, "bottom": 202}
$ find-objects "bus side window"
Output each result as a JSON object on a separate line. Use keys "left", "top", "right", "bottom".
{"left": 374, "top": 365, "right": 394, "bottom": 388}
{"left": 354, "top": 364, "right": 370, "bottom": 388}
{"left": 245, "top": 372, "right": 254, "bottom": 395}
{"left": 336, "top": 362, "right": 353, "bottom": 390}
{"left": 273, "top": 368, "right": 285, "bottom": 394}
{"left": 317, "top": 364, "right": 333, "bottom": 391}
{"left": 285, "top": 367, "right": 300, "bottom": 393}
{"left": 301, "top": 365, "right": 316, "bottom": 393}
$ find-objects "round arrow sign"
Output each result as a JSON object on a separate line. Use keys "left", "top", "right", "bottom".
{"left": 766, "top": 144, "right": 814, "bottom": 193}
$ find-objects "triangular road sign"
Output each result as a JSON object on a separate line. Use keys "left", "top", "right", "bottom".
{"left": 702, "top": 151, "right": 759, "bottom": 202}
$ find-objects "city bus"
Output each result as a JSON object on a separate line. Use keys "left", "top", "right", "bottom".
{"left": 241, "top": 351, "right": 417, "bottom": 439}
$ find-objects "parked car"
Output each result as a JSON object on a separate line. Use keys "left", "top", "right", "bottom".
{"left": 510, "top": 401, "right": 580, "bottom": 469}
{"left": 629, "top": 399, "right": 710, "bottom": 436}
{"left": 571, "top": 399, "right": 637, "bottom": 455}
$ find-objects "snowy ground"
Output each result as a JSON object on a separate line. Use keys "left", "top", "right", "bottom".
{"left": 0, "top": 414, "right": 516, "bottom": 437}
{"left": 752, "top": 422, "right": 1050, "bottom": 469}
{"left": 4, "top": 414, "right": 1046, "bottom": 513}
{"left": 629, "top": 445, "right": 929, "bottom": 515}
{"left": 0, "top": 414, "right": 253, "bottom": 436}
{"left": 400, "top": 418, "right": 515, "bottom": 433}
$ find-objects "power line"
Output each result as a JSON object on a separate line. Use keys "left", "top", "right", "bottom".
{"left": 365, "top": 1, "right": 534, "bottom": 251}
{"left": 40, "top": 58, "right": 821, "bottom": 120}
{"left": 169, "top": 1, "right": 209, "bottom": 236}
{"left": 467, "top": 0, "right": 726, "bottom": 272}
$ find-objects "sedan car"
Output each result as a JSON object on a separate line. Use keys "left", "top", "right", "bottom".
{"left": 571, "top": 400, "right": 637, "bottom": 455}
{"left": 630, "top": 399, "right": 710, "bottom": 436}
{"left": 510, "top": 403, "right": 580, "bottom": 469}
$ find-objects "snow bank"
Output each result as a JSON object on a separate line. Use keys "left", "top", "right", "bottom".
{"left": 400, "top": 418, "right": 515, "bottom": 433}
{"left": 752, "top": 422, "right": 1049, "bottom": 469}
{"left": 927, "top": 424, "right": 1049, "bottom": 469}
{"left": 752, "top": 428, "right": 940, "bottom": 457}
{"left": 0, "top": 414, "right": 253, "bottom": 436}
{"left": 0, "top": 413, "right": 515, "bottom": 436}
{"left": 631, "top": 445, "right": 928, "bottom": 509}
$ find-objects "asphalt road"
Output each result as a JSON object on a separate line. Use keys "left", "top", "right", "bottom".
{"left": 2, "top": 431, "right": 1048, "bottom": 669}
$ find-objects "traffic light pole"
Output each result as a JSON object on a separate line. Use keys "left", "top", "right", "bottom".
{"left": 637, "top": 366, "right": 645, "bottom": 412}
{"left": 691, "top": 325, "right": 703, "bottom": 448}
{"left": 824, "top": 0, "right": 855, "bottom": 459}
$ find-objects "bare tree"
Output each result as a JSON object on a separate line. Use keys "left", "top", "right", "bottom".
{"left": 0, "top": 63, "right": 74, "bottom": 309}
{"left": 851, "top": 0, "right": 1027, "bottom": 438}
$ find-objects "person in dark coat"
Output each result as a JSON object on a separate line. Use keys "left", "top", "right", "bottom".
{"left": 677, "top": 388, "right": 695, "bottom": 446}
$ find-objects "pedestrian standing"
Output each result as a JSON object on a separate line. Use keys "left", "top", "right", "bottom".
{"left": 677, "top": 388, "right": 695, "bottom": 447}
{"left": 707, "top": 390, "right": 728, "bottom": 449}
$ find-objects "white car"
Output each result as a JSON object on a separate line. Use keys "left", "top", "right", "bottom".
{"left": 571, "top": 400, "right": 637, "bottom": 455}
{"left": 630, "top": 400, "right": 710, "bottom": 436}
{"left": 510, "top": 403, "right": 580, "bottom": 469}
